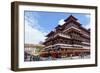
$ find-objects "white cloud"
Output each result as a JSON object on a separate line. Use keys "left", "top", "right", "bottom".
{"left": 85, "top": 15, "right": 90, "bottom": 18}
{"left": 58, "top": 19, "right": 65, "bottom": 25}
{"left": 25, "top": 14, "right": 40, "bottom": 29}
{"left": 25, "top": 14, "right": 46, "bottom": 44}
{"left": 82, "top": 15, "right": 91, "bottom": 29}
{"left": 82, "top": 23, "right": 90, "bottom": 29}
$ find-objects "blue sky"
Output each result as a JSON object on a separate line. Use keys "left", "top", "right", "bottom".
{"left": 24, "top": 11, "right": 90, "bottom": 44}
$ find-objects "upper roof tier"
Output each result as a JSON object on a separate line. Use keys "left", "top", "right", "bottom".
{"left": 64, "top": 15, "right": 77, "bottom": 22}
{"left": 46, "top": 15, "right": 90, "bottom": 37}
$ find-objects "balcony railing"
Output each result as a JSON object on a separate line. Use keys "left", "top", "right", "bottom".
{"left": 45, "top": 33, "right": 70, "bottom": 41}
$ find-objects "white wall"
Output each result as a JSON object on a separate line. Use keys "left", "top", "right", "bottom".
{"left": 0, "top": 0, "right": 99, "bottom": 73}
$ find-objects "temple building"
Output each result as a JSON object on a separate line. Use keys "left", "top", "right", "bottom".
{"left": 42, "top": 15, "right": 90, "bottom": 58}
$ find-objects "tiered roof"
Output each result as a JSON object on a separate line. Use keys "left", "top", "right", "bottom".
{"left": 46, "top": 15, "right": 90, "bottom": 37}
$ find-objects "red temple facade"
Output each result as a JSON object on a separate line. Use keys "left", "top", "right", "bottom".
{"left": 41, "top": 15, "right": 90, "bottom": 59}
